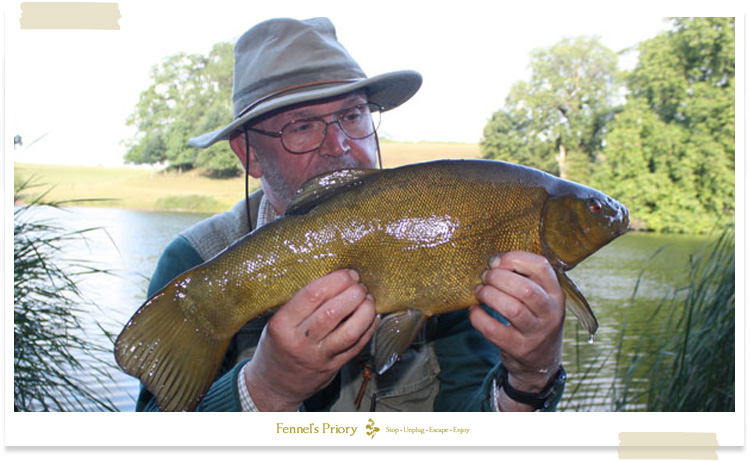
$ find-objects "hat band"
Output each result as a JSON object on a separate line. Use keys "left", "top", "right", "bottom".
{"left": 235, "top": 78, "right": 363, "bottom": 120}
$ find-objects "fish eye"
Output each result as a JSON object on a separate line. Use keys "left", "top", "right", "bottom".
{"left": 588, "top": 198, "right": 603, "bottom": 214}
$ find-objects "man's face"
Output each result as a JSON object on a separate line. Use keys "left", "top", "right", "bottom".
{"left": 233, "top": 92, "right": 378, "bottom": 214}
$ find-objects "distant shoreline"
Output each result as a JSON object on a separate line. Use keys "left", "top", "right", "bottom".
{"left": 14, "top": 141, "right": 482, "bottom": 213}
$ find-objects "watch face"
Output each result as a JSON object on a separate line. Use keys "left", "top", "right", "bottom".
{"left": 540, "top": 367, "right": 567, "bottom": 410}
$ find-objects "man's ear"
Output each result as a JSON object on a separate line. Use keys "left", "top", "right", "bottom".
{"left": 229, "top": 131, "right": 262, "bottom": 178}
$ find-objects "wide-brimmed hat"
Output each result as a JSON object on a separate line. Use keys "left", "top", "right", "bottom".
{"left": 189, "top": 17, "right": 422, "bottom": 148}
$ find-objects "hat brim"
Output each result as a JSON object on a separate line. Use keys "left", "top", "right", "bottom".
{"left": 189, "top": 70, "right": 422, "bottom": 149}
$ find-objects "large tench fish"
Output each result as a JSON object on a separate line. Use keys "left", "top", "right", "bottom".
{"left": 115, "top": 159, "right": 629, "bottom": 411}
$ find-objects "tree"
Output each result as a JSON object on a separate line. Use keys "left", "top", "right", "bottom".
{"left": 124, "top": 42, "right": 241, "bottom": 176}
{"left": 593, "top": 18, "right": 734, "bottom": 233}
{"left": 481, "top": 37, "right": 621, "bottom": 184}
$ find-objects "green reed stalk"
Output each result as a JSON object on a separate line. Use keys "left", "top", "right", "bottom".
{"left": 14, "top": 178, "right": 119, "bottom": 411}
{"left": 643, "top": 228, "right": 734, "bottom": 411}
{"left": 565, "top": 228, "right": 735, "bottom": 412}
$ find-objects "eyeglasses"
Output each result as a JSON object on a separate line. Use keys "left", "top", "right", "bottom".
{"left": 247, "top": 102, "right": 382, "bottom": 154}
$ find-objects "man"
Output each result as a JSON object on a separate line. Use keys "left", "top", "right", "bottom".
{"left": 136, "top": 17, "right": 566, "bottom": 412}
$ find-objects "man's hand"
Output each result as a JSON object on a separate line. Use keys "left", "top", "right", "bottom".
{"left": 468, "top": 251, "right": 565, "bottom": 411}
{"left": 243, "top": 269, "right": 379, "bottom": 411}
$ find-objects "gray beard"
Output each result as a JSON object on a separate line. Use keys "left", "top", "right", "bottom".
{"left": 258, "top": 158, "right": 297, "bottom": 208}
{"left": 259, "top": 153, "right": 370, "bottom": 211}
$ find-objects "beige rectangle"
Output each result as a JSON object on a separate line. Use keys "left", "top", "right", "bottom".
{"left": 619, "top": 433, "right": 719, "bottom": 460}
{"left": 20, "top": 2, "right": 120, "bottom": 30}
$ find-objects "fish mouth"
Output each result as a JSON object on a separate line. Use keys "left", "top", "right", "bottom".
{"left": 598, "top": 196, "right": 630, "bottom": 238}
{"left": 615, "top": 200, "right": 631, "bottom": 235}
{"left": 602, "top": 200, "right": 631, "bottom": 243}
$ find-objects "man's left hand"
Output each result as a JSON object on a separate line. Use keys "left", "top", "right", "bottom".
{"left": 468, "top": 251, "right": 565, "bottom": 411}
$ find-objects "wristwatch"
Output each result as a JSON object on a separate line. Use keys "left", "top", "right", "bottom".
{"left": 495, "top": 364, "right": 566, "bottom": 411}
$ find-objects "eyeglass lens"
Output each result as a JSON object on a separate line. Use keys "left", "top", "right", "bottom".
{"left": 282, "top": 103, "right": 381, "bottom": 153}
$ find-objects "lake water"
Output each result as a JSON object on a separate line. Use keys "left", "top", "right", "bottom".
{"left": 15, "top": 206, "right": 714, "bottom": 412}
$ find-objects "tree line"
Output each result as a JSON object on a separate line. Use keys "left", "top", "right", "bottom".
{"left": 481, "top": 18, "right": 734, "bottom": 234}
{"left": 124, "top": 18, "right": 734, "bottom": 234}
{"left": 123, "top": 42, "right": 240, "bottom": 176}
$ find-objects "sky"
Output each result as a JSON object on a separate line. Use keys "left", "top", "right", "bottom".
{"left": 3, "top": 0, "right": 743, "bottom": 167}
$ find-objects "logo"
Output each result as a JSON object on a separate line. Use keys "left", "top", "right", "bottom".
{"left": 365, "top": 418, "right": 380, "bottom": 439}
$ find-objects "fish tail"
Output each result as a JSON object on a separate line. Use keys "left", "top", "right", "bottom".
{"left": 114, "top": 289, "right": 233, "bottom": 412}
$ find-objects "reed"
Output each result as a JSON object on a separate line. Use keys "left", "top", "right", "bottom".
{"left": 635, "top": 228, "right": 735, "bottom": 411}
{"left": 14, "top": 178, "right": 120, "bottom": 411}
{"left": 563, "top": 228, "right": 735, "bottom": 411}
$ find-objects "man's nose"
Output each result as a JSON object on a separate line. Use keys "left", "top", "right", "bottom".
{"left": 318, "top": 120, "right": 348, "bottom": 157}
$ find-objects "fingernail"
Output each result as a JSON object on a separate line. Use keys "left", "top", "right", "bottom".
{"left": 489, "top": 254, "right": 502, "bottom": 268}
{"left": 349, "top": 269, "right": 360, "bottom": 281}
{"left": 480, "top": 269, "right": 488, "bottom": 281}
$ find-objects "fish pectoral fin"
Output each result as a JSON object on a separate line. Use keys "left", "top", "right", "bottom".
{"left": 555, "top": 269, "right": 599, "bottom": 336}
{"left": 372, "top": 309, "right": 429, "bottom": 375}
{"left": 285, "top": 168, "right": 380, "bottom": 215}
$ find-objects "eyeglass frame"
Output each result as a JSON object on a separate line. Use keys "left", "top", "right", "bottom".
{"left": 244, "top": 102, "right": 383, "bottom": 154}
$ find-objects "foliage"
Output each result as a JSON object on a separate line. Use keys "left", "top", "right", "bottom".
{"left": 481, "top": 36, "right": 621, "bottom": 183}
{"left": 124, "top": 42, "right": 241, "bottom": 177}
{"left": 593, "top": 18, "right": 735, "bottom": 233}
{"left": 482, "top": 18, "right": 735, "bottom": 234}
{"left": 14, "top": 179, "right": 119, "bottom": 411}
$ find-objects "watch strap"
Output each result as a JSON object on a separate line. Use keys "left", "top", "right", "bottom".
{"left": 497, "top": 364, "right": 566, "bottom": 410}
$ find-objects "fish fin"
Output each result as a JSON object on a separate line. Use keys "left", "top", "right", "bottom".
{"left": 285, "top": 168, "right": 379, "bottom": 215}
{"left": 114, "top": 291, "right": 233, "bottom": 412}
{"left": 372, "top": 309, "right": 429, "bottom": 375}
{"left": 555, "top": 269, "right": 599, "bottom": 336}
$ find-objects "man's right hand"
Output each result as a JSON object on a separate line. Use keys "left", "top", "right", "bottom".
{"left": 243, "top": 269, "right": 379, "bottom": 411}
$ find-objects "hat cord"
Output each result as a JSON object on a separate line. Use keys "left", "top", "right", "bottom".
{"left": 375, "top": 133, "right": 383, "bottom": 170}
{"left": 244, "top": 129, "right": 252, "bottom": 233}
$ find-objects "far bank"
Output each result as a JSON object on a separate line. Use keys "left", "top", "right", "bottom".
{"left": 14, "top": 141, "right": 482, "bottom": 213}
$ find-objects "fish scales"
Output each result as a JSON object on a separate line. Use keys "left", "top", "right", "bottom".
{"left": 217, "top": 162, "right": 543, "bottom": 317}
{"left": 115, "top": 159, "right": 629, "bottom": 411}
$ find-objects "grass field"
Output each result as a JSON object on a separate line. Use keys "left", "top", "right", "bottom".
{"left": 14, "top": 141, "right": 482, "bottom": 212}
{"left": 379, "top": 141, "right": 481, "bottom": 167}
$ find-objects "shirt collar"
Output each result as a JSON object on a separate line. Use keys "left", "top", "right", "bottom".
{"left": 256, "top": 193, "right": 280, "bottom": 230}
